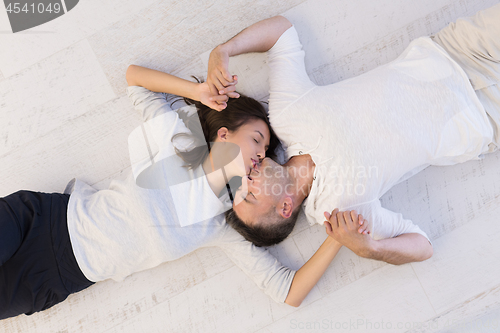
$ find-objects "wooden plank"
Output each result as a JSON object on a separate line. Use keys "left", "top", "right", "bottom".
{"left": 380, "top": 151, "right": 500, "bottom": 241}
{"left": 88, "top": 0, "right": 309, "bottom": 97}
{"left": 0, "top": 38, "right": 116, "bottom": 158}
{"left": 410, "top": 195, "right": 500, "bottom": 314}
{"left": 257, "top": 263, "right": 436, "bottom": 333}
{"left": 0, "top": 1, "right": 11, "bottom": 33}
{"left": 0, "top": 0, "right": 158, "bottom": 77}
{"left": 287, "top": 0, "right": 500, "bottom": 85}
{"left": 0, "top": 94, "right": 140, "bottom": 196}
{"left": 406, "top": 284, "right": 500, "bottom": 333}
{"left": 104, "top": 266, "right": 300, "bottom": 333}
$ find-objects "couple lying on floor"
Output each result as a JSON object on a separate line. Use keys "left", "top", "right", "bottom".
{"left": 2, "top": 4, "right": 500, "bottom": 319}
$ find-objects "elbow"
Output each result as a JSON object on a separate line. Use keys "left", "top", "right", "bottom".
{"left": 126, "top": 64, "right": 139, "bottom": 86}
{"left": 423, "top": 242, "right": 434, "bottom": 261}
{"left": 284, "top": 291, "right": 303, "bottom": 307}
{"left": 414, "top": 241, "right": 433, "bottom": 263}
{"left": 285, "top": 298, "right": 302, "bottom": 308}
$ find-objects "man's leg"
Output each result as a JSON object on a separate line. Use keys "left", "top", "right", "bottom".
{"left": 431, "top": 3, "right": 500, "bottom": 152}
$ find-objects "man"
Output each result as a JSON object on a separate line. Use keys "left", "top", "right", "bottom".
{"left": 206, "top": 5, "right": 500, "bottom": 264}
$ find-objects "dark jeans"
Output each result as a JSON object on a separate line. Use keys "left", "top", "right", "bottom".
{"left": 0, "top": 190, "right": 94, "bottom": 320}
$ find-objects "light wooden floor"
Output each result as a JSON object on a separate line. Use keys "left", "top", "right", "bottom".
{"left": 1, "top": 0, "right": 500, "bottom": 332}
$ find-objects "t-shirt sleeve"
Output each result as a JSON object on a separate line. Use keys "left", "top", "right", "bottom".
{"left": 126, "top": 86, "right": 197, "bottom": 181}
{"left": 348, "top": 199, "right": 432, "bottom": 245}
{"left": 126, "top": 85, "right": 178, "bottom": 122}
{"left": 216, "top": 226, "right": 296, "bottom": 304}
{"left": 267, "top": 26, "right": 316, "bottom": 116}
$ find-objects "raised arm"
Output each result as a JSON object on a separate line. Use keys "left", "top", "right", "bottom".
{"left": 125, "top": 64, "right": 234, "bottom": 111}
{"left": 207, "top": 15, "right": 293, "bottom": 96}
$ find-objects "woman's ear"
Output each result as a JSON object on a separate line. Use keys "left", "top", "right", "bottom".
{"left": 217, "top": 127, "right": 229, "bottom": 141}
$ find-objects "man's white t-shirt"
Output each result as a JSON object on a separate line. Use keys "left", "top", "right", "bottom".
{"left": 267, "top": 26, "right": 495, "bottom": 242}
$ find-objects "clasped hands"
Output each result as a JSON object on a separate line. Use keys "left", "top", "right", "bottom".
{"left": 201, "top": 45, "right": 240, "bottom": 111}
{"left": 324, "top": 209, "right": 376, "bottom": 258}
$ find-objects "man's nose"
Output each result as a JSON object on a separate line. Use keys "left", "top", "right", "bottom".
{"left": 245, "top": 175, "right": 254, "bottom": 188}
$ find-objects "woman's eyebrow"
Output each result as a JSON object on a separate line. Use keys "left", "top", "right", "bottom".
{"left": 255, "top": 130, "right": 264, "bottom": 139}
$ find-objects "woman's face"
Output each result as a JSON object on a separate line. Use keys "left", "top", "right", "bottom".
{"left": 218, "top": 119, "right": 270, "bottom": 176}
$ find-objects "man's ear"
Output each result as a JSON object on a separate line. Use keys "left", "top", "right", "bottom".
{"left": 217, "top": 127, "right": 229, "bottom": 141}
{"left": 279, "top": 197, "right": 294, "bottom": 219}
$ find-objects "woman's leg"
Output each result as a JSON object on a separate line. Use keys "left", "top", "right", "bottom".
{"left": 0, "top": 196, "right": 23, "bottom": 266}
{"left": 0, "top": 190, "right": 92, "bottom": 320}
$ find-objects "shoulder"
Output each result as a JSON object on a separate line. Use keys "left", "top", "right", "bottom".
{"left": 268, "top": 25, "right": 302, "bottom": 57}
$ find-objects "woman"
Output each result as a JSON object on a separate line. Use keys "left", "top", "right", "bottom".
{"left": 0, "top": 65, "right": 367, "bottom": 320}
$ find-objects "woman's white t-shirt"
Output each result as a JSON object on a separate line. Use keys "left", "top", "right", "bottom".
{"left": 65, "top": 86, "right": 295, "bottom": 303}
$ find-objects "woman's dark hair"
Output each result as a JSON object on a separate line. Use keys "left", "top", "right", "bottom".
{"left": 172, "top": 83, "right": 280, "bottom": 170}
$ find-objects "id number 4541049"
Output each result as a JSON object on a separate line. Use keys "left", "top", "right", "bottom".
{"left": 6, "top": 2, "right": 62, "bottom": 14}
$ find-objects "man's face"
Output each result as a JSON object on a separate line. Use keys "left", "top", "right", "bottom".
{"left": 232, "top": 157, "right": 288, "bottom": 226}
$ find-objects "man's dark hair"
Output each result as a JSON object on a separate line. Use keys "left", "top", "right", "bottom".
{"left": 225, "top": 206, "right": 301, "bottom": 247}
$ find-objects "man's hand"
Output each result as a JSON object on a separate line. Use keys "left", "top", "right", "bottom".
{"left": 207, "top": 45, "right": 240, "bottom": 107}
{"left": 206, "top": 16, "right": 293, "bottom": 110}
{"left": 324, "top": 209, "right": 375, "bottom": 258}
{"left": 196, "top": 82, "right": 239, "bottom": 111}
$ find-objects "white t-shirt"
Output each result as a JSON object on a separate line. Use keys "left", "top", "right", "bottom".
{"left": 65, "top": 86, "right": 295, "bottom": 303}
{"left": 267, "top": 26, "right": 495, "bottom": 242}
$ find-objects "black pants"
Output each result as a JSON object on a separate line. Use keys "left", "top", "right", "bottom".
{"left": 0, "top": 190, "right": 94, "bottom": 320}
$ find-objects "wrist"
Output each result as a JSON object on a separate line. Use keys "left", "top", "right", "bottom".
{"left": 324, "top": 236, "right": 342, "bottom": 248}
{"left": 217, "top": 42, "right": 235, "bottom": 57}
{"left": 191, "top": 82, "right": 205, "bottom": 102}
{"left": 363, "top": 238, "right": 380, "bottom": 259}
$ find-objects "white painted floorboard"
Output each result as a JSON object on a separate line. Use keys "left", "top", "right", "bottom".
{"left": 1, "top": 0, "right": 500, "bottom": 332}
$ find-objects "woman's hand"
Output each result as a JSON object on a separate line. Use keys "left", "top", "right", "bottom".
{"left": 207, "top": 45, "right": 240, "bottom": 104}
{"left": 197, "top": 81, "right": 239, "bottom": 111}
{"left": 324, "top": 209, "right": 375, "bottom": 258}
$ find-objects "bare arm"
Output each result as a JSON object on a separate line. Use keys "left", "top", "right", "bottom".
{"left": 285, "top": 211, "right": 368, "bottom": 307}
{"left": 218, "top": 15, "right": 292, "bottom": 57}
{"left": 207, "top": 15, "right": 293, "bottom": 96}
{"left": 125, "top": 64, "right": 234, "bottom": 111}
{"left": 325, "top": 210, "right": 433, "bottom": 265}
{"left": 285, "top": 236, "right": 342, "bottom": 307}
{"left": 369, "top": 233, "right": 433, "bottom": 265}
